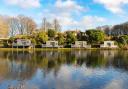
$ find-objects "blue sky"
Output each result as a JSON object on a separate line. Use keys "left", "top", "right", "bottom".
{"left": 0, "top": 0, "right": 128, "bottom": 31}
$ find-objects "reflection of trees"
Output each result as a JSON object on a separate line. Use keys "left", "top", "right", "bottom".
{"left": 0, "top": 51, "right": 36, "bottom": 80}
{"left": 85, "top": 50, "right": 106, "bottom": 68}
{"left": 0, "top": 50, "right": 128, "bottom": 79}
{"left": 112, "top": 51, "right": 128, "bottom": 70}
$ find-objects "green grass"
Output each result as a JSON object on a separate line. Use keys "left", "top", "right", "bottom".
{"left": 0, "top": 47, "right": 121, "bottom": 52}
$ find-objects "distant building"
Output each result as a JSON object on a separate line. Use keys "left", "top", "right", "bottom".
{"left": 71, "top": 41, "right": 91, "bottom": 48}
{"left": 42, "top": 41, "right": 62, "bottom": 48}
{"left": 100, "top": 41, "right": 118, "bottom": 48}
{"left": 12, "top": 39, "right": 31, "bottom": 48}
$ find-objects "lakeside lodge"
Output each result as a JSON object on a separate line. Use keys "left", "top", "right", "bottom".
{"left": 12, "top": 39, "right": 32, "bottom": 48}
{"left": 100, "top": 41, "right": 118, "bottom": 48}
{"left": 0, "top": 38, "right": 118, "bottom": 49}
{"left": 42, "top": 41, "right": 63, "bottom": 48}
{"left": 71, "top": 41, "right": 91, "bottom": 48}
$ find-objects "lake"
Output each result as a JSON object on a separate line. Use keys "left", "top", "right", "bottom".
{"left": 0, "top": 50, "right": 128, "bottom": 89}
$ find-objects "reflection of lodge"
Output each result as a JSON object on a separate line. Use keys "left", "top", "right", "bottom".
{"left": 100, "top": 50, "right": 118, "bottom": 59}
{"left": 6, "top": 51, "right": 128, "bottom": 70}
{"left": 37, "top": 51, "right": 59, "bottom": 60}
{"left": 42, "top": 41, "right": 63, "bottom": 48}
{"left": 71, "top": 50, "right": 91, "bottom": 58}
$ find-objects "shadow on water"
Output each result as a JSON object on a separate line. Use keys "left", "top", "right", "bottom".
{"left": 0, "top": 50, "right": 128, "bottom": 89}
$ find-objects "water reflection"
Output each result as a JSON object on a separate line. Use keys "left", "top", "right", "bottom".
{"left": 0, "top": 50, "right": 128, "bottom": 89}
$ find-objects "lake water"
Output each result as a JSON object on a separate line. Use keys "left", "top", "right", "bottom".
{"left": 0, "top": 50, "right": 128, "bottom": 89}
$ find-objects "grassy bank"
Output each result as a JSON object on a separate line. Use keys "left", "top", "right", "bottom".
{"left": 0, "top": 47, "right": 121, "bottom": 52}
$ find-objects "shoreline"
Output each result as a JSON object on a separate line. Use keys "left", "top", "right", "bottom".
{"left": 0, "top": 48, "right": 124, "bottom": 51}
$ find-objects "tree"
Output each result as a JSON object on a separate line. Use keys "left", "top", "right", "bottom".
{"left": 53, "top": 19, "right": 61, "bottom": 32}
{"left": 18, "top": 15, "right": 36, "bottom": 35}
{"left": 41, "top": 17, "right": 53, "bottom": 32}
{"left": 57, "top": 33, "right": 65, "bottom": 45}
{"left": 0, "top": 16, "right": 9, "bottom": 37}
{"left": 86, "top": 30, "right": 105, "bottom": 44}
{"left": 36, "top": 31, "right": 48, "bottom": 45}
{"left": 111, "top": 22, "right": 128, "bottom": 36}
{"left": 8, "top": 17, "right": 19, "bottom": 37}
{"left": 66, "top": 32, "right": 77, "bottom": 45}
{"left": 41, "top": 17, "right": 47, "bottom": 32}
{"left": 8, "top": 15, "right": 36, "bottom": 36}
{"left": 48, "top": 29, "right": 56, "bottom": 40}
{"left": 77, "top": 32, "right": 86, "bottom": 41}
{"left": 97, "top": 25, "right": 111, "bottom": 36}
{"left": 117, "top": 35, "right": 128, "bottom": 45}
{"left": 31, "top": 38, "right": 37, "bottom": 45}
{"left": 8, "top": 37, "right": 15, "bottom": 44}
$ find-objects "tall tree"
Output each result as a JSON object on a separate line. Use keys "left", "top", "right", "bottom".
{"left": 36, "top": 31, "right": 48, "bottom": 44}
{"left": 77, "top": 32, "right": 86, "bottom": 41}
{"left": 8, "top": 17, "right": 19, "bottom": 37}
{"left": 42, "top": 17, "right": 47, "bottom": 32}
{"left": 41, "top": 17, "right": 53, "bottom": 32}
{"left": 0, "top": 16, "right": 9, "bottom": 38}
{"left": 48, "top": 29, "right": 56, "bottom": 40}
{"left": 53, "top": 19, "right": 61, "bottom": 32}
{"left": 86, "top": 29, "right": 105, "bottom": 44}
{"left": 66, "top": 32, "right": 77, "bottom": 45}
{"left": 8, "top": 15, "right": 36, "bottom": 36}
{"left": 57, "top": 33, "right": 65, "bottom": 45}
{"left": 18, "top": 15, "right": 36, "bottom": 35}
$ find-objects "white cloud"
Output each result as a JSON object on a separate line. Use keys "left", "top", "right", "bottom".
{"left": 79, "top": 15, "right": 107, "bottom": 29}
{"left": 39, "top": 0, "right": 107, "bottom": 30}
{"left": 103, "top": 79, "right": 124, "bottom": 89}
{"left": 41, "top": 9, "right": 78, "bottom": 27}
{"left": 55, "top": 0, "right": 85, "bottom": 13}
{"left": 4, "top": 0, "right": 41, "bottom": 8}
{"left": 55, "top": 66, "right": 83, "bottom": 89}
{"left": 94, "top": 0, "right": 128, "bottom": 14}
{"left": 40, "top": 0, "right": 86, "bottom": 30}
{"left": 41, "top": 8, "right": 107, "bottom": 30}
{"left": 55, "top": 0, "right": 86, "bottom": 26}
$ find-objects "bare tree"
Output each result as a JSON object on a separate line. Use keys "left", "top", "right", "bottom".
{"left": 41, "top": 17, "right": 53, "bottom": 32}
{"left": 46, "top": 21, "right": 53, "bottom": 30}
{"left": 18, "top": 15, "right": 37, "bottom": 35}
{"left": 8, "top": 17, "right": 19, "bottom": 37}
{"left": 8, "top": 15, "right": 36, "bottom": 36}
{"left": 42, "top": 17, "right": 46, "bottom": 32}
{"left": 53, "top": 19, "right": 61, "bottom": 32}
{"left": 0, "top": 16, "right": 9, "bottom": 38}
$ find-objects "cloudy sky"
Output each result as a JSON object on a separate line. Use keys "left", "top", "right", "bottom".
{"left": 0, "top": 0, "right": 128, "bottom": 31}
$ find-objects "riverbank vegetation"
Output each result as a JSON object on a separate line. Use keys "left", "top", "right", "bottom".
{"left": 0, "top": 15, "right": 128, "bottom": 49}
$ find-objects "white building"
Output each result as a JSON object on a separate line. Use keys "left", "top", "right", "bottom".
{"left": 71, "top": 41, "right": 91, "bottom": 48}
{"left": 12, "top": 39, "right": 31, "bottom": 48}
{"left": 100, "top": 41, "right": 118, "bottom": 48}
{"left": 42, "top": 41, "right": 61, "bottom": 48}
